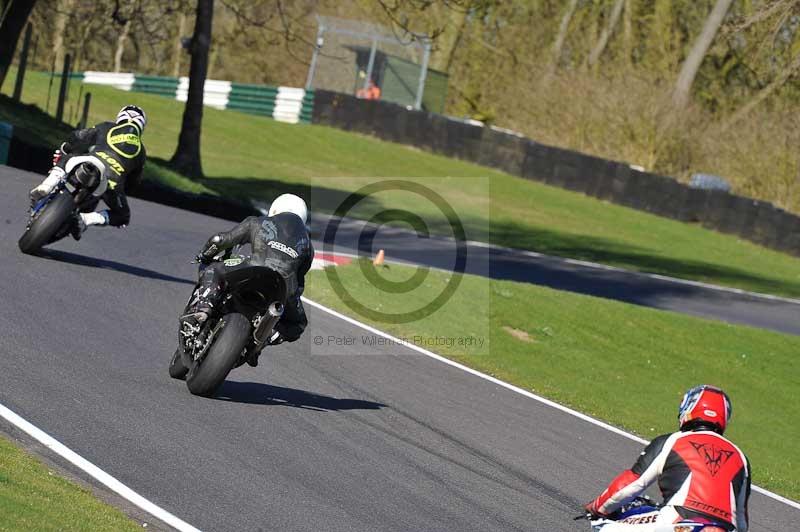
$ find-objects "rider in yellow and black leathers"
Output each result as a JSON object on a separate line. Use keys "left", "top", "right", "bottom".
{"left": 29, "top": 105, "right": 147, "bottom": 238}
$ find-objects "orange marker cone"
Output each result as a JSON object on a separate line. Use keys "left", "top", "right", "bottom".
{"left": 373, "top": 249, "right": 385, "bottom": 266}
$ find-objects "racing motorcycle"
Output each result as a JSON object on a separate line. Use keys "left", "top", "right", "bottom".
{"left": 576, "top": 497, "right": 730, "bottom": 531}
{"left": 18, "top": 156, "right": 108, "bottom": 255}
{"left": 169, "top": 249, "right": 286, "bottom": 397}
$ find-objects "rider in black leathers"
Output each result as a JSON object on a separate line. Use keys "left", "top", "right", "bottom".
{"left": 182, "top": 194, "right": 313, "bottom": 366}
{"left": 29, "top": 105, "right": 147, "bottom": 239}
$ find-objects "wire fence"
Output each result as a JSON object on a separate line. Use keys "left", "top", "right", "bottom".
{"left": 305, "top": 15, "right": 447, "bottom": 113}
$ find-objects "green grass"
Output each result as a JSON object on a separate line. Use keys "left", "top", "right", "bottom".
{"left": 3, "top": 69, "right": 800, "bottom": 298}
{"left": 306, "top": 259, "right": 800, "bottom": 500}
{"left": 0, "top": 436, "right": 141, "bottom": 531}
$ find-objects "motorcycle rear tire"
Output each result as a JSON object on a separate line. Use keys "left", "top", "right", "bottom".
{"left": 186, "top": 313, "right": 250, "bottom": 397}
{"left": 18, "top": 193, "right": 73, "bottom": 255}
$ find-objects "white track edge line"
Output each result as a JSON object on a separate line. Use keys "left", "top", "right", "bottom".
{"left": 0, "top": 403, "right": 202, "bottom": 532}
{"left": 302, "top": 297, "right": 800, "bottom": 512}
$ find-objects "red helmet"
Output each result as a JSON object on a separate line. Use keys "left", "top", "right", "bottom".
{"left": 678, "top": 385, "right": 732, "bottom": 434}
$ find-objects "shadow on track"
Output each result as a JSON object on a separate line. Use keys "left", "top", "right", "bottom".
{"left": 40, "top": 249, "right": 195, "bottom": 285}
{"left": 215, "top": 381, "right": 386, "bottom": 412}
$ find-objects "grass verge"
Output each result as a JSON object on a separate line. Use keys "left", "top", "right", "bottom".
{"left": 305, "top": 259, "right": 800, "bottom": 500}
{"left": 0, "top": 435, "right": 141, "bottom": 530}
{"left": 2, "top": 70, "right": 800, "bottom": 298}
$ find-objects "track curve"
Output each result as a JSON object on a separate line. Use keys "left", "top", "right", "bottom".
{"left": 312, "top": 215, "right": 800, "bottom": 336}
{"left": 0, "top": 166, "right": 796, "bottom": 531}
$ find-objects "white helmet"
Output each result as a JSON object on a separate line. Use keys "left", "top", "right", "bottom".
{"left": 116, "top": 105, "right": 146, "bottom": 132}
{"left": 268, "top": 193, "right": 308, "bottom": 224}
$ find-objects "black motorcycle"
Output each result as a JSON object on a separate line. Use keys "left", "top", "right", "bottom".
{"left": 170, "top": 252, "right": 286, "bottom": 397}
{"left": 18, "top": 158, "right": 107, "bottom": 254}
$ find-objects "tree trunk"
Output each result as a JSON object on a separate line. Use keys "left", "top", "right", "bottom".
{"left": 73, "top": 14, "right": 98, "bottom": 72}
{"left": 130, "top": 32, "right": 141, "bottom": 71}
{"left": 170, "top": 0, "right": 213, "bottom": 178}
{"left": 622, "top": 0, "right": 633, "bottom": 65}
{"left": 588, "top": 0, "right": 625, "bottom": 66}
{"left": 430, "top": 5, "right": 468, "bottom": 73}
{"left": 0, "top": 0, "right": 38, "bottom": 89}
{"left": 672, "top": 0, "right": 733, "bottom": 109}
{"left": 207, "top": 42, "right": 219, "bottom": 79}
{"left": 548, "top": 0, "right": 579, "bottom": 76}
{"left": 173, "top": 11, "right": 186, "bottom": 78}
{"left": 51, "top": 0, "right": 72, "bottom": 74}
{"left": 114, "top": 18, "right": 132, "bottom": 72}
{"left": 444, "top": 11, "right": 469, "bottom": 74}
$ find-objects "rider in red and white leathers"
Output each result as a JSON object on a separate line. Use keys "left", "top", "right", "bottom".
{"left": 585, "top": 385, "right": 750, "bottom": 531}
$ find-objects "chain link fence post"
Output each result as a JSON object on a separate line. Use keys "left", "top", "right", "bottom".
{"left": 306, "top": 16, "right": 447, "bottom": 113}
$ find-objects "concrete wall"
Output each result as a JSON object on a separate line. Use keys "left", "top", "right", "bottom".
{"left": 312, "top": 90, "right": 800, "bottom": 257}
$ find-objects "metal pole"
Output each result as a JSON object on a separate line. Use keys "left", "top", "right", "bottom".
{"left": 55, "top": 54, "right": 71, "bottom": 122}
{"left": 46, "top": 58, "right": 55, "bottom": 113}
{"left": 31, "top": 35, "right": 38, "bottom": 69}
{"left": 72, "top": 82, "right": 83, "bottom": 124}
{"left": 305, "top": 23, "right": 324, "bottom": 90}
{"left": 78, "top": 92, "right": 91, "bottom": 129}
{"left": 12, "top": 24, "right": 32, "bottom": 101}
{"left": 363, "top": 38, "right": 378, "bottom": 92}
{"left": 414, "top": 40, "right": 431, "bottom": 110}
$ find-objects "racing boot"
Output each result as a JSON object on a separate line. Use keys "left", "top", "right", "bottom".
{"left": 69, "top": 215, "right": 86, "bottom": 241}
{"left": 246, "top": 331, "right": 283, "bottom": 367}
{"left": 29, "top": 167, "right": 66, "bottom": 204}
{"left": 70, "top": 211, "right": 108, "bottom": 241}
{"left": 245, "top": 346, "right": 263, "bottom": 367}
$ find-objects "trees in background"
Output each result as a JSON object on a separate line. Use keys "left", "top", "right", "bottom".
{"left": 12, "top": 1, "right": 800, "bottom": 131}
{"left": 26, "top": 0, "right": 187, "bottom": 74}
{"left": 550, "top": 0, "right": 580, "bottom": 77}
{"left": 0, "top": 0, "right": 37, "bottom": 89}
{"left": 587, "top": 0, "right": 625, "bottom": 67}
{"left": 6, "top": 0, "right": 800, "bottom": 212}
{"left": 672, "top": 0, "right": 734, "bottom": 109}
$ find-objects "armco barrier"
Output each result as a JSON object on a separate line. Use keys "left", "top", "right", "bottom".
{"left": 82, "top": 71, "right": 134, "bottom": 90}
{"left": 300, "top": 91, "right": 314, "bottom": 123}
{"left": 132, "top": 75, "right": 179, "bottom": 97}
{"left": 311, "top": 89, "right": 800, "bottom": 257}
{"left": 227, "top": 83, "right": 277, "bottom": 116}
{"left": 273, "top": 87, "right": 306, "bottom": 125}
{"left": 72, "top": 71, "right": 312, "bottom": 124}
{"left": 176, "top": 78, "right": 231, "bottom": 109}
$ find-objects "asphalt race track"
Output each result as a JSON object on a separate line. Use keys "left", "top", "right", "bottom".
{"left": 1, "top": 166, "right": 797, "bottom": 531}
{"left": 312, "top": 215, "right": 800, "bottom": 337}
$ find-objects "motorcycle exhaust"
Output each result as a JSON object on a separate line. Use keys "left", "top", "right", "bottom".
{"left": 253, "top": 302, "right": 284, "bottom": 346}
